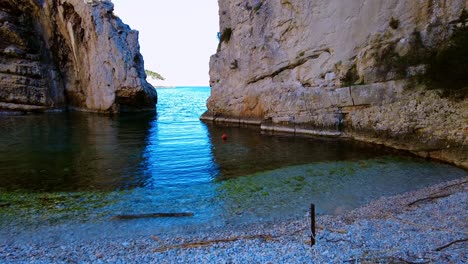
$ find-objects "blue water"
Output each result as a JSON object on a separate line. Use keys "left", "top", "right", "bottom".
{"left": 143, "top": 87, "right": 217, "bottom": 187}
{"left": 0, "top": 86, "right": 466, "bottom": 241}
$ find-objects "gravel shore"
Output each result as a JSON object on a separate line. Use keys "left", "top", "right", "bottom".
{"left": 1, "top": 177, "right": 466, "bottom": 263}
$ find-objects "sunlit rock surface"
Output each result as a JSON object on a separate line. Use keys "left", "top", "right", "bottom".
{"left": 205, "top": 0, "right": 468, "bottom": 168}
{"left": 0, "top": 0, "right": 156, "bottom": 113}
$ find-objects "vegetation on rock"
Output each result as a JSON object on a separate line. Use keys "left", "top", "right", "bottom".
{"left": 253, "top": 2, "right": 263, "bottom": 13}
{"left": 389, "top": 17, "right": 400, "bottom": 30}
{"left": 369, "top": 10, "right": 468, "bottom": 99}
{"left": 425, "top": 10, "right": 468, "bottom": 99}
{"left": 341, "top": 64, "right": 360, "bottom": 87}
{"left": 217, "top": 27, "right": 233, "bottom": 52}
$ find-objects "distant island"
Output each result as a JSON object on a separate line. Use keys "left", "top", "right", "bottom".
{"left": 154, "top": 86, "right": 176, "bottom": 89}
{"left": 145, "top": 70, "right": 176, "bottom": 88}
{"left": 145, "top": 70, "right": 165, "bottom": 81}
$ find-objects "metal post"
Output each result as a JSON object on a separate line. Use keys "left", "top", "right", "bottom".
{"left": 311, "top": 203, "right": 316, "bottom": 246}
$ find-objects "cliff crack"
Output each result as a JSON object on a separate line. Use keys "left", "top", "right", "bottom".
{"left": 348, "top": 86, "right": 355, "bottom": 106}
{"left": 247, "top": 49, "right": 330, "bottom": 84}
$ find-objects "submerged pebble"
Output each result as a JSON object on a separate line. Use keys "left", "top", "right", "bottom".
{"left": 0, "top": 178, "right": 465, "bottom": 263}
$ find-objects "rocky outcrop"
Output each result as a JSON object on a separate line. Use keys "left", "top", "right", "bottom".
{"left": 204, "top": 0, "right": 468, "bottom": 168}
{"left": 0, "top": 0, "right": 156, "bottom": 113}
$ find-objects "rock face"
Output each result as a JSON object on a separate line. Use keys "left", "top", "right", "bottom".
{"left": 0, "top": 0, "right": 156, "bottom": 113}
{"left": 205, "top": 0, "right": 468, "bottom": 168}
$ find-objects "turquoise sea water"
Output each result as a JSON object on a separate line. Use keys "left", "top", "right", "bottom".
{"left": 0, "top": 86, "right": 465, "bottom": 242}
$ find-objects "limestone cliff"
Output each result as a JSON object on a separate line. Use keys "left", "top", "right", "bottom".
{"left": 0, "top": 0, "right": 157, "bottom": 113}
{"left": 204, "top": 0, "right": 468, "bottom": 168}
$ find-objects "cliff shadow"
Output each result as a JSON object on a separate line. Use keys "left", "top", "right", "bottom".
{"left": 0, "top": 112, "right": 156, "bottom": 191}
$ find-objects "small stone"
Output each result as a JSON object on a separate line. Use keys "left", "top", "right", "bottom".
{"left": 3, "top": 46, "right": 26, "bottom": 56}
{"left": 121, "top": 242, "right": 130, "bottom": 248}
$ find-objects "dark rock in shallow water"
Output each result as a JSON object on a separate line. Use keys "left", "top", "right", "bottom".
{"left": 0, "top": 0, "right": 157, "bottom": 113}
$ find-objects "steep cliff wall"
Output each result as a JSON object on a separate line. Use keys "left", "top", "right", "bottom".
{"left": 0, "top": 0, "right": 156, "bottom": 113}
{"left": 204, "top": 0, "right": 468, "bottom": 168}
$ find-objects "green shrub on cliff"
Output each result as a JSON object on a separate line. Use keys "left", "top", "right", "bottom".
{"left": 372, "top": 9, "right": 468, "bottom": 99}
{"left": 217, "top": 27, "right": 233, "bottom": 52}
{"left": 425, "top": 10, "right": 468, "bottom": 99}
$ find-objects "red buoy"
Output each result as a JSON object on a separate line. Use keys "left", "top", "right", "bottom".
{"left": 221, "top": 134, "right": 228, "bottom": 140}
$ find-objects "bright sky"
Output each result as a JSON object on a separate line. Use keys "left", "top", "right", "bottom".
{"left": 112, "top": 0, "right": 219, "bottom": 87}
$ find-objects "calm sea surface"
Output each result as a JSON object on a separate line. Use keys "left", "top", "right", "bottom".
{"left": 0, "top": 86, "right": 466, "bottom": 241}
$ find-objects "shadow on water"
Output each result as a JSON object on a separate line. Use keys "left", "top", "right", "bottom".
{"left": 0, "top": 112, "right": 156, "bottom": 191}
{"left": 205, "top": 122, "right": 414, "bottom": 180}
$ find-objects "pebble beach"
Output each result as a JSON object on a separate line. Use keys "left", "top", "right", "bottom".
{"left": 1, "top": 177, "right": 466, "bottom": 263}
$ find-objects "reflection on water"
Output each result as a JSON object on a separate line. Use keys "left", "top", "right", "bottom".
{"left": 0, "top": 113, "right": 154, "bottom": 191}
{"left": 206, "top": 124, "right": 410, "bottom": 180}
{"left": 0, "top": 88, "right": 422, "bottom": 192}
{"left": 0, "top": 87, "right": 466, "bottom": 242}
